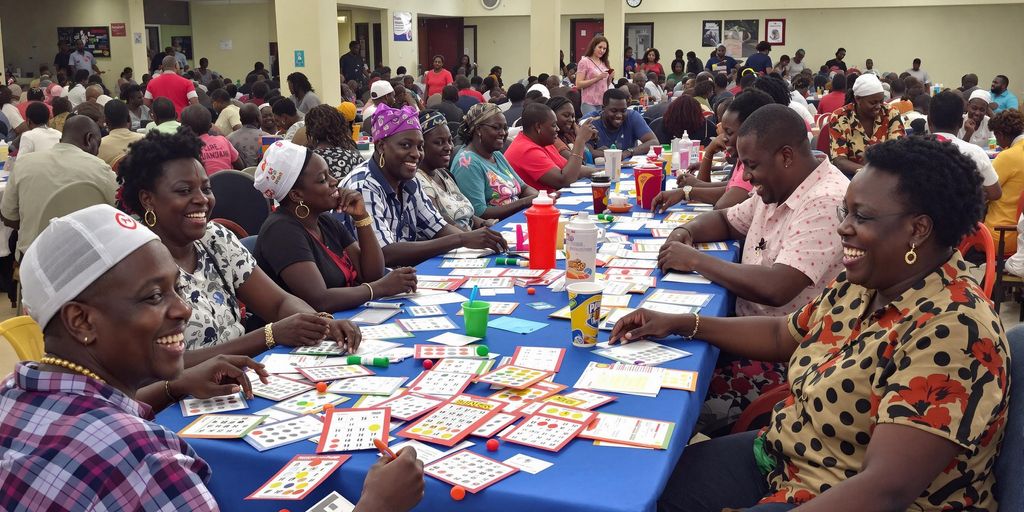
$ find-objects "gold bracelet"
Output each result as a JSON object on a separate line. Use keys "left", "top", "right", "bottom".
{"left": 353, "top": 216, "right": 373, "bottom": 228}
{"left": 317, "top": 312, "right": 334, "bottom": 321}
{"left": 364, "top": 282, "right": 374, "bottom": 300}
{"left": 264, "top": 323, "right": 276, "bottom": 349}
{"left": 683, "top": 312, "right": 700, "bottom": 340}
{"left": 164, "top": 380, "right": 181, "bottom": 401}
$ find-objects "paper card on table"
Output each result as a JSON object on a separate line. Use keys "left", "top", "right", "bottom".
{"left": 247, "top": 454, "right": 349, "bottom": 500}
{"left": 606, "top": 258, "right": 658, "bottom": 269}
{"left": 488, "top": 316, "right": 548, "bottom": 335}
{"left": 664, "top": 211, "right": 699, "bottom": 224}
{"left": 375, "top": 347, "right": 415, "bottom": 363}
{"left": 406, "top": 305, "right": 445, "bottom": 317}
{"left": 500, "top": 268, "right": 546, "bottom": 278}
{"left": 578, "top": 412, "right": 675, "bottom": 449}
{"left": 406, "top": 370, "right": 475, "bottom": 397}
{"left": 291, "top": 341, "right": 347, "bottom": 356}
{"left": 637, "top": 301, "right": 702, "bottom": 315}
{"left": 253, "top": 406, "right": 300, "bottom": 423}
{"left": 398, "top": 394, "right": 506, "bottom": 447}
{"left": 274, "top": 390, "right": 349, "bottom": 414}
{"left": 350, "top": 308, "right": 401, "bottom": 325}
{"left": 527, "top": 269, "right": 566, "bottom": 286}
{"left": 599, "top": 280, "right": 637, "bottom": 296}
{"left": 304, "top": 491, "right": 356, "bottom": 512}
{"left": 425, "top": 332, "right": 481, "bottom": 347}
{"left": 645, "top": 289, "right": 713, "bottom": 307}
{"left": 424, "top": 450, "right": 518, "bottom": 493}
{"left": 358, "top": 323, "right": 414, "bottom": 339}
{"left": 599, "top": 307, "right": 635, "bottom": 331}
{"left": 410, "top": 292, "right": 469, "bottom": 307}
{"left": 646, "top": 221, "right": 685, "bottom": 230}
{"left": 510, "top": 346, "right": 566, "bottom": 373}
{"left": 316, "top": 408, "right": 390, "bottom": 453}
{"left": 327, "top": 376, "right": 407, "bottom": 396}
{"left": 556, "top": 196, "right": 590, "bottom": 205}
{"left": 445, "top": 247, "right": 497, "bottom": 258}
{"left": 416, "top": 276, "right": 468, "bottom": 291}
{"left": 440, "top": 258, "right": 490, "bottom": 269}
{"left": 249, "top": 373, "right": 315, "bottom": 401}
{"left": 549, "top": 389, "right": 617, "bottom": 410}
{"left": 352, "top": 338, "right": 402, "bottom": 356}
{"left": 386, "top": 439, "right": 475, "bottom": 465}
{"left": 431, "top": 358, "right": 495, "bottom": 375}
{"left": 602, "top": 294, "right": 632, "bottom": 308}
{"left": 489, "top": 380, "right": 566, "bottom": 405}
{"left": 260, "top": 354, "right": 332, "bottom": 373}
{"left": 601, "top": 271, "right": 657, "bottom": 284}
{"left": 179, "top": 413, "right": 267, "bottom": 439}
{"left": 526, "top": 301, "right": 556, "bottom": 310}
{"left": 631, "top": 242, "right": 666, "bottom": 253}
{"left": 244, "top": 415, "right": 325, "bottom": 451}
{"left": 609, "top": 220, "right": 647, "bottom": 231}
{"left": 695, "top": 241, "right": 729, "bottom": 251}
{"left": 455, "top": 301, "right": 518, "bottom": 315}
{"left": 396, "top": 316, "right": 458, "bottom": 332}
{"left": 351, "top": 387, "right": 405, "bottom": 408}
{"left": 662, "top": 272, "right": 713, "bottom": 285}
{"left": 374, "top": 392, "right": 446, "bottom": 420}
{"left": 549, "top": 304, "right": 614, "bottom": 321}
{"left": 479, "top": 287, "right": 516, "bottom": 296}
{"left": 415, "top": 344, "right": 488, "bottom": 359}
{"left": 298, "top": 365, "right": 375, "bottom": 383}
{"left": 449, "top": 268, "right": 507, "bottom": 277}
{"left": 462, "top": 277, "right": 515, "bottom": 289}
{"left": 631, "top": 211, "right": 655, "bottom": 219}
{"left": 594, "top": 340, "right": 691, "bottom": 366}
{"left": 650, "top": 228, "right": 677, "bottom": 237}
{"left": 574, "top": 362, "right": 663, "bottom": 397}
{"left": 661, "top": 369, "right": 699, "bottom": 391}
{"left": 477, "top": 365, "right": 554, "bottom": 390}
{"left": 503, "top": 454, "right": 553, "bottom": 474}
{"left": 180, "top": 392, "right": 249, "bottom": 417}
{"left": 471, "top": 411, "right": 522, "bottom": 437}
{"left": 502, "top": 406, "right": 595, "bottom": 452}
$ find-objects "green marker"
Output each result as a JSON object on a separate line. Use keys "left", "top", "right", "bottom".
{"left": 596, "top": 213, "right": 615, "bottom": 222}
{"left": 347, "top": 355, "right": 389, "bottom": 367}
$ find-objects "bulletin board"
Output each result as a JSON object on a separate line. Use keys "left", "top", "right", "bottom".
{"left": 58, "top": 27, "right": 111, "bottom": 57}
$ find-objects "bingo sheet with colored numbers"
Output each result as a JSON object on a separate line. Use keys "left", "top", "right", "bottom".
{"left": 406, "top": 370, "right": 475, "bottom": 397}
{"left": 179, "top": 392, "right": 248, "bottom": 417}
{"left": 316, "top": 408, "right": 390, "bottom": 453}
{"left": 502, "top": 405, "right": 596, "bottom": 452}
{"left": 374, "top": 392, "right": 446, "bottom": 420}
{"left": 273, "top": 390, "right": 348, "bottom": 415}
{"left": 476, "top": 365, "right": 554, "bottom": 390}
{"left": 424, "top": 450, "right": 519, "bottom": 493}
{"left": 298, "top": 365, "right": 375, "bottom": 383}
{"left": 244, "top": 414, "right": 325, "bottom": 451}
{"left": 248, "top": 373, "right": 315, "bottom": 401}
{"left": 398, "top": 394, "right": 505, "bottom": 447}
{"left": 246, "top": 454, "right": 349, "bottom": 500}
{"left": 414, "top": 344, "right": 488, "bottom": 359}
{"left": 178, "top": 413, "right": 267, "bottom": 439}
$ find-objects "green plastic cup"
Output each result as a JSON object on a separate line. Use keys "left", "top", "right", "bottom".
{"left": 461, "top": 300, "right": 490, "bottom": 338}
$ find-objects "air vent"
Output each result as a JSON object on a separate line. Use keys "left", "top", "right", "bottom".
{"left": 481, "top": 0, "right": 500, "bottom": 10}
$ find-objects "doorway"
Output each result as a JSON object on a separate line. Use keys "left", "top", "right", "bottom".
{"left": 372, "top": 23, "right": 383, "bottom": 70}
{"left": 569, "top": 19, "right": 604, "bottom": 64}
{"left": 417, "top": 17, "right": 465, "bottom": 76}
{"left": 145, "top": 25, "right": 161, "bottom": 71}
{"left": 463, "top": 25, "right": 477, "bottom": 70}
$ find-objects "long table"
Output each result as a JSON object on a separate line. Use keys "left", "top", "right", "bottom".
{"left": 155, "top": 188, "right": 738, "bottom": 512}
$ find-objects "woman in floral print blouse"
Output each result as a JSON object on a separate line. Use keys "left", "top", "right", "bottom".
{"left": 613, "top": 137, "right": 1009, "bottom": 511}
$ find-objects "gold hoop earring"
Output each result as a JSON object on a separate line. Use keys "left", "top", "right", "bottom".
{"left": 295, "top": 201, "right": 310, "bottom": 219}
{"left": 904, "top": 243, "right": 917, "bottom": 265}
{"left": 377, "top": 153, "right": 386, "bottom": 168}
{"left": 144, "top": 209, "right": 157, "bottom": 227}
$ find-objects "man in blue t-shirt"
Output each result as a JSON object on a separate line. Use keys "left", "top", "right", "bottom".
{"left": 744, "top": 41, "right": 773, "bottom": 74}
{"left": 584, "top": 88, "right": 658, "bottom": 159}
{"left": 991, "top": 75, "right": 1019, "bottom": 113}
{"left": 705, "top": 45, "right": 738, "bottom": 75}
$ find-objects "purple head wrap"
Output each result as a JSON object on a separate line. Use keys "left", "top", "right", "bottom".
{"left": 371, "top": 103, "right": 421, "bottom": 143}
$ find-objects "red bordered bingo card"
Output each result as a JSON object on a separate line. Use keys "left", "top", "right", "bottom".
{"left": 297, "top": 364, "right": 375, "bottom": 383}
{"left": 406, "top": 370, "right": 475, "bottom": 397}
{"left": 398, "top": 394, "right": 505, "bottom": 447}
{"left": 414, "top": 344, "right": 488, "bottom": 359}
{"left": 502, "top": 405, "right": 596, "bottom": 452}
{"left": 488, "top": 380, "right": 566, "bottom": 405}
{"left": 470, "top": 411, "right": 522, "bottom": 438}
{"left": 577, "top": 412, "right": 676, "bottom": 449}
{"left": 476, "top": 365, "right": 554, "bottom": 390}
{"left": 246, "top": 454, "right": 350, "bottom": 500}
{"left": 424, "top": 450, "right": 519, "bottom": 493}
{"left": 374, "top": 392, "right": 446, "bottom": 420}
{"left": 248, "top": 373, "right": 315, "bottom": 401}
{"left": 546, "top": 389, "right": 617, "bottom": 410}
{"left": 316, "top": 408, "right": 390, "bottom": 453}
{"left": 510, "top": 346, "right": 566, "bottom": 372}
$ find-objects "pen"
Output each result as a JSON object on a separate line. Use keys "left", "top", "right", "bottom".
{"left": 363, "top": 301, "right": 402, "bottom": 309}
{"left": 373, "top": 438, "right": 396, "bottom": 462}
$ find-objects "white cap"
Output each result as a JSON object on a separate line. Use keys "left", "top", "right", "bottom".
{"left": 370, "top": 80, "right": 395, "bottom": 100}
{"left": 21, "top": 204, "right": 160, "bottom": 329}
{"left": 533, "top": 190, "right": 555, "bottom": 205}
{"left": 852, "top": 73, "right": 884, "bottom": 98}
{"left": 527, "top": 83, "right": 550, "bottom": 99}
{"left": 969, "top": 89, "right": 992, "bottom": 104}
{"left": 253, "top": 139, "right": 308, "bottom": 201}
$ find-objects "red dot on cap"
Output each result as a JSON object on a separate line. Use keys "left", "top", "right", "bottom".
{"left": 450, "top": 486, "right": 466, "bottom": 500}
{"left": 486, "top": 439, "right": 499, "bottom": 451}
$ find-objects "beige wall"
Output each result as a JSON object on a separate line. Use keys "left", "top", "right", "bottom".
{"left": 464, "top": 16, "right": 531, "bottom": 80}
{"left": 159, "top": 24, "right": 193, "bottom": 66}
{"left": 191, "top": 2, "right": 276, "bottom": 85}
{"left": 555, "top": 4, "right": 1024, "bottom": 93}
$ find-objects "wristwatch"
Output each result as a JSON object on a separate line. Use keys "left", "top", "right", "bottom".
{"left": 683, "top": 185, "right": 693, "bottom": 202}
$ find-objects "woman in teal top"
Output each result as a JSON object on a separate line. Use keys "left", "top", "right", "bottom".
{"left": 452, "top": 103, "right": 539, "bottom": 220}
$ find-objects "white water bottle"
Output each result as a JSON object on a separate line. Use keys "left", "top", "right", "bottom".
{"left": 564, "top": 212, "right": 599, "bottom": 285}
{"left": 677, "top": 131, "right": 691, "bottom": 175}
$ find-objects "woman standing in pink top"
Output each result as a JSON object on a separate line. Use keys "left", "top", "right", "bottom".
{"left": 576, "top": 35, "right": 613, "bottom": 115}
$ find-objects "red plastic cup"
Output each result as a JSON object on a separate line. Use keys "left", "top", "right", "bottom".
{"left": 634, "top": 165, "right": 664, "bottom": 210}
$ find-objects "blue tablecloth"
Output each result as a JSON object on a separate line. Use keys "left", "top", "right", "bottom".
{"left": 154, "top": 194, "right": 738, "bottom": 512}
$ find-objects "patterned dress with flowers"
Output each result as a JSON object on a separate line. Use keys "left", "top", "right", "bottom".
{"left": 450, "top": 148, "right": 525, "bottom": 217}
{"left": 758, "top": 251, "right": 1009, "bottom": 510}
{"left": 827, "top": 102, "right": 905, "bottom": 165}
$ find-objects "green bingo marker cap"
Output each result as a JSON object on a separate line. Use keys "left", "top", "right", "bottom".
{"left": 347, "top": 355, "right": 389, "bottom": 367}
{"left": 475, "top": 345, "right": 489, "bottom": 357}
{"left": 596, "top": 213, "right": 614, "bottom": 221}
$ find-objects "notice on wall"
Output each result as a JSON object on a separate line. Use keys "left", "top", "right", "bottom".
{"left": 294, "top": 50, "right": 305, "bottom": 68}
{"left": 110, "top": 23, "right": 126, "bottom": 37}
{"left": 219, "top": 40, "right": 233, "bottom": 50}
{"left": 393, "top": 11, "right": 413, "bottom": 41}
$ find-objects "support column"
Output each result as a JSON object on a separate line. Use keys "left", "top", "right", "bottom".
{"left": 380, "top": 8, "right": 418, "bottom": 81}
{"left": 604, "top": 0, "right": 625, "bottom": 80}
{"left": 0, "top": 17, "right": 6, "bottom": 86}
{"left": 530, "top": 0, "right": 562, "bottom": 77}
{"left": 274, "top": 0, "right": 341, "bottom": 106}
{"left": 126, "top": 0, "right": 148, "bottom": 82}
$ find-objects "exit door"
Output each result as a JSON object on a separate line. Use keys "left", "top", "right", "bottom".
{"left": 570, "top": 19, "right": 604, "bottom": 64}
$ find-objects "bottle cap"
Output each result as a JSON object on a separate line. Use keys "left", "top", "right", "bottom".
{"left": 532, "top": 190, "right": 554, "bottom": 205}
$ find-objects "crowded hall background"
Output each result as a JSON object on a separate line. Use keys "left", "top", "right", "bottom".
{"left": 1, "top": 0, "right": 1024, "bottom": 511}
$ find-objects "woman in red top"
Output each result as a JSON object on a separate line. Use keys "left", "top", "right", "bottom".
{"left": 636, "top": 48, "right": 665, "bottom": 79}
{"left": 424, "top": 55, "right": 454, "bottom": 98}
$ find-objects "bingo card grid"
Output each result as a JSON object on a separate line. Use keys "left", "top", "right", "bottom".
{"left": 316, "top": 408, "right": 390, "bottom": 453}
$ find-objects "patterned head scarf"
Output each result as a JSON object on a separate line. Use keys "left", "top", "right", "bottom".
{"left": 253, "top": 139, "right": 310, "bottom": 201}
{"left": 336, "top": 101, "right": 357, "bottom": 122}
{"left": 419, "top": 110, "right": 447, "bottom": 135}
{"left": 371, "top": 103, "right": 420, "bottom": 143}
{"left": 459, "top": 102, "right": 503, "bottom": 142}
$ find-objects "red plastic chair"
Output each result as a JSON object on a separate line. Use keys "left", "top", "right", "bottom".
{"left": 731, "top": 383, "right": 791, "bottom": 433}
{"left": 958, "top": 221, "right": 996, "bottom": 299}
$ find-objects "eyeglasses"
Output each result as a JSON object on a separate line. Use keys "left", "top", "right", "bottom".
{"left": 836, "top": 205, "right": 914, "bottom": 223}
{"left": 479, "top": 123, "right": 508, "bottom": 133}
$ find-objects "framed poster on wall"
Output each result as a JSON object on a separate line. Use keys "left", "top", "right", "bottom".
{"left": 766, "top": 19, "right": 786, "bottom": 45}
{"left": 701, "top": 20, "right": 721, "bottom": 47}
{"left": 722, "top": 19, "right": 758, "bottom": 57}
{"left": 57, "top": 26, "right": 111, "bottom": 57}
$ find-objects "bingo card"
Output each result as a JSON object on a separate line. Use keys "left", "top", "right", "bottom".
{"left": 244, "top": 414, "right": 325, "bottom": 451}
{"left": 316, "top": 408, "right": 390, "bottom": 453}
{"left": 406, "top": 371, "right": 475, "bottom": 397}
{"left": 470, "top": 412, "right": 521, "bottom": 438}
{"left": 291, "top": 341, "right": 347, "bottom": 356}
{"left": 414, "top": 344, "right": 488, "bottom": 359}
{"left": 374, "top": 392, "right": 445, "bottom": 420}
{"left": 593, "top": 340, "right": 691, "bottom": 366}
{"left": 502, "top": 405, "right": 596, "bottom": 452}
{"left": 273, "top": 390, "right": 348, "bottom": 415}
{"left": 298, "top": 365, "right": 375, "bottom": 383}
{"left": 180, "top": 392, "right": 248, "bottom": 417}
{"left": 326, "top": 376, "right": 407, "bottom": 396}
{"left": 249, "top": 373, "right": 315, "bottom": 401}
{"left": 431, "top": 358, "right": 495, "bottom": 376}
{"left": 179, "top": 413, "right": 267, "bottom": 439}
{"left": 246, "top": 454, "right": 349, "bottom": 500}
{"left": 424, "top": 450, "right": 518, "bottom": 493}
{"left": 489, "top": 380, "right": 566, "bottom": 405}
{"left": 476, "top": 365, "right": 554, "bottom": 390}
{"left": 510, "top": 346, "right": 566, "bottom": 372}
{"left": 305, "top": 491, "right": 356, "bottom": 512}
{"left": 398, "top": 394, "right": 505, "bottom": 447}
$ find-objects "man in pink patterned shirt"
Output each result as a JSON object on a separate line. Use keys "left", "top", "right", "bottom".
{"left": 659, "top": 104, "right": 847, "bottom": 432}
